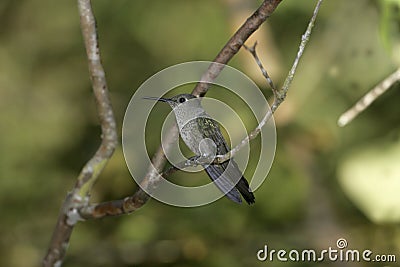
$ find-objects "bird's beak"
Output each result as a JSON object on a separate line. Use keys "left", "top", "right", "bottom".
{"left": 142, "top": 96, "right": 170, "bottom": 103}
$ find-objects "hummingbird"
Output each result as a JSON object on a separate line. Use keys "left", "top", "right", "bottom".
{"left": 144, "top": 93, "right": 255, "bottom": 204}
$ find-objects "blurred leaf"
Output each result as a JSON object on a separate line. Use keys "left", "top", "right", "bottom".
{"left": 338, "top": 128, "right": 400, "bottom": 224}
{"left": 380, "top": 0, "right": 400, "bottom": 65}
{"left": 116, "top": 215, "right": 157, "bottom": 242}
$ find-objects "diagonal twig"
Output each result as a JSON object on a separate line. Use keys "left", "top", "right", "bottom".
{"left": 338, "top": 68, "right": 400, "bottom": 127}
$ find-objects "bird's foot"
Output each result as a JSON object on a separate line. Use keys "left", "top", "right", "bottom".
{"left": 184, "top": 155, "right": 215, "bottom": 167}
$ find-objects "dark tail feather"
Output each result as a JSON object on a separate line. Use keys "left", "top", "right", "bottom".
{"left": 205, "top": 163, "right": 255, "bottom": 205}
{"left": 205, "top": 165, "right": 242, "bottom": 203}
{"left": 236, "top": 177, "right": 255, "bottom": 204}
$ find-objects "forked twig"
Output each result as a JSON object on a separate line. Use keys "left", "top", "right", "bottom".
{"left": 243, "top": 41, "right": 277, "bottom": 93}
{"left": 216, "top": 0, "right": 324, "bottom": 164}
{"left": 192, "top": 0, "right": 284, "bottom": 96}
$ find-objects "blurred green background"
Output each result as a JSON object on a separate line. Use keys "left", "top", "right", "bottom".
{"left": 1, "top": 0, "right": 400, "bottom": 266}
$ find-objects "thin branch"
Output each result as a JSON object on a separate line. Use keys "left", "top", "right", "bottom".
{"left": 43, "top": 0, "right": 117, "bottom": 266}
{"left": 243, "top": 41, "right": 277, "bottom": 92}
{"left": 76, "top": 0, "right": 284, "bottom": 220}
{"left": 216, "top": 0, "right": 324, "bottom": 164}
{"left": 338, "top": 67, "right": 400, "bottom": 127}
{"left": 278, "top": 0, "right": 322, "bottom": 105}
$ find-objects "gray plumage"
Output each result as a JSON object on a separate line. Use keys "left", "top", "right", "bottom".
{"left": 144, "top": 93, "right": 255, "bottom": 204}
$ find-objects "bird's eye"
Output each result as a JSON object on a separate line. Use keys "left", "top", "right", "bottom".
{"left": 178, "top": 97, "right": 186, "bottom": 103}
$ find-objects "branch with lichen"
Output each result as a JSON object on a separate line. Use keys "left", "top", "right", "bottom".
{"left": 42, "top": 0, "right": 117, "bottom": 266}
